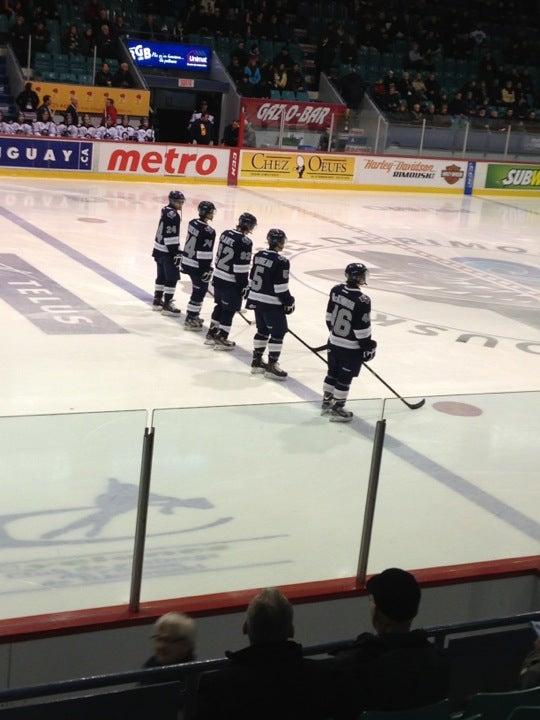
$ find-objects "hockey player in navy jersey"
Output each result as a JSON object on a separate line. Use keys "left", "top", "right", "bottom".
{"left": 323, "top": 263, "right": 377, "bottom": 422}
{"left": 178, "top": 200, "right": 216, "bottom": 331}
{"left": 207, "top": 212, "right": 257, "bottom": 350}
{"left": 245, "top": 228, "right": 294, "bottom": 380}
{"left": 152, "top": 190, "right": 185, "bottom": 315}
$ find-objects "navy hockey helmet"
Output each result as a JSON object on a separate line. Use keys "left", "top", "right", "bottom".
{"left": 198, "top": 200, "right": 216, "bottom": 219}
{"left": 345, "top": 262, "right": 368, "bottom": 285}
{"left": 169, "top": 190, "right": 185, "bottom": 205}
{"left": 267, "top": 228, "right": 287, "bottom": 249}
{"left": 238, "top": 212, "right": 257, "bottom": 232}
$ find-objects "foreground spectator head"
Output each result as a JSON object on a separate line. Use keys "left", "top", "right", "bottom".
{"left": 83, "top": 113, "right": 91, "bottom": 124}
{"left": 43, "top": 95, "right": 52, "bottom": 107}
{"left": 367, "top": 568, "right": 421, "bottom": 633}
{"left": 152, "top": 612, "right": 196, "bottom": 664}
{"left": 243, "top": 588, "right": 294, "bottom": 645}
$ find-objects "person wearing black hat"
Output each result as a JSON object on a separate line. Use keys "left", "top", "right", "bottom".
{"left": 332, "top": 568, "right": 449, "bottom": 716}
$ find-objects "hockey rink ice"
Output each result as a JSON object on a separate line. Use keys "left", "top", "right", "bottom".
{"left": 0, "top": 178, "right": 539, "bottom": 620}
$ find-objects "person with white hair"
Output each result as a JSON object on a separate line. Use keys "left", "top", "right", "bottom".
{"left": 196, "top": 588, "right": 340, "bottom": 719}
{"left": 143, "top": 612, "right": 196, "bottom": 671}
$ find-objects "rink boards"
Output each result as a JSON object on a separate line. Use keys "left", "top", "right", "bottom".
{"left": 0, "top": 134, "right": 539, "bottom": 195}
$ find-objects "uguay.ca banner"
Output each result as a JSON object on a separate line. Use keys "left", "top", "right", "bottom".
{"left": 0, "top": 136, "right": 92, "bottom": 170}
{"left": 485, "top": 163, "right": 540, "bottom": 191}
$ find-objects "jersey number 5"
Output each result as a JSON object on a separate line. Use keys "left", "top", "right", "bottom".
{"left": 331, "top": 307, "right": 353, "bottom": 337}
{"left": 250, "top": 265, "right": 264, "bottom": 291}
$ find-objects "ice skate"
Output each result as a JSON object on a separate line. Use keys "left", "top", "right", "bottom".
{"left": 264, "top": 361, "right": 287, "bottom": 380}
{"left": 213, "top": 332, "right": 236, "bottom": 351}
{"left": 184, "top": 317, "right": 203, "bottom": 332}
{"left": 161, "top": 300, "right": 181, "bottom": 316}
{"left": 329, "top": 403, "right": 353, "bottom": 423}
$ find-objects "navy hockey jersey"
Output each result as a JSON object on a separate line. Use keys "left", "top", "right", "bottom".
{"left": 246, "top": 250, "right": 294, "bottom": 307}
{"left": 152, "top": 205, "right": 181, "bottom": 257}
{"left": 326, "top": 283, "right": 371, "bottom": 350}
{"left": 212, "top": 229, "right": 252, "bottom": 289}
{"left": 181, "top": 218, "right": 216, "bottom": 273}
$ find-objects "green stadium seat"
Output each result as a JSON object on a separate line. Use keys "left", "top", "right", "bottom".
{"left": 360, "top": 700, "right": 450, "bottom": 720}
{"left": 59, "top": 71, "right": 76, "bottom": 82}
{"left": 260, "top": 41, "right": 274, "bottom": 60}
{"left": 296, "top": 90, "right": 310, "bottom": 101}
{"left": 466, "top": 688, "right": 540, "bottom": 720}
{"left": 282, "top": 90, "right": 295, "bottom": 100}
{"left": 508, "top": 709, "right": 540, "bottom": 720}
{"left": 42, "top": 70, "right": 57, "bottom": 80}
{"left": 77, "top": 73, "right": 93, "bottom": 85}
{"left": 270, "top": 89, "right": 282, "bottom": 99}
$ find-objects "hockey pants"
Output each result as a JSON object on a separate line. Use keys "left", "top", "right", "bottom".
{"left": 253, "top": 306, "right": 288, "bottom": 362}
{"left": 211, "top": 284, "right": 242, "bottom": 336}
{"left": 324, "top": 347, "right": 363, "bottom": 402}
{"left": 154, "top": 253, "right": 179, "bottom": 302}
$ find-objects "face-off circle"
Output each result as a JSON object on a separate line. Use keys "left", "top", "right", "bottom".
{"left": 432, "top": 401, "right": 483, "bottom": 417}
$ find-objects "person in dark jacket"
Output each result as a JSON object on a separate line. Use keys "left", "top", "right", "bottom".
{"left": 16, "top": 82, "right": 39, "bottom": 112}
{"left": 221, "top": 119, "right": 239, "bottom": 146}
{"left": 196, "top": 588, "right": 340, "bottom": 720}
{"left": 36, "top": 95, "right": 53, "bottom": 122}
{"left": 333, "top": 568, "right": 449, "bottom": 718}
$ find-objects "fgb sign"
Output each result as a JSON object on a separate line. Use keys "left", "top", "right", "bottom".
{"left": 129, "top": 44, "right": 152, "bottom": 61}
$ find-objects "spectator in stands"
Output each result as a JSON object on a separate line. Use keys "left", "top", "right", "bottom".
{"left": 16, "top": 81, "right": 39, "bottom": 112}
{"left": 332, "top": 568, "right": 449, "bottom": 715}
{"left": 410, "top": 103, "right": 424, "bottom": 124}
{"left": 288, "top": 63, "right": 305, "bottom": 93}
{"left": 0, "top": 111, "right": 10, "bottom": 135}
{"left": 84, "top": 0, "right": 104, "bottom": 24}
{"left": 471, "top": 107, "right": 490, "bottom": 130}
{"left": 32, "top": 20, "right": 50, "bottom": 55}
{"left": 96, "top": 23, "right": 115, "bottom": 59}
{"left": 36, "top": 94, "right": 53, "bottom": 122}
{"left": 139, "top": 13, "right": 159, "bottom": 39}
{"left": 228, "top": 56, "right": 244, "bottom": 86}
{"left": 435, "top": 103, "right": 452, "bottom": 127}
{"left": 92, "top": 7, "right": 110, "bottom": 35}
{"left": 232, "top": 40, "right": 248, "bottom": 68}
{"left": 315, "top": 34, "right": 335, "bottom": 81}
{"left": 64, "top": 96, "right": 79, "bottom": 126}
{"left": 520, "top": 638, "right": 540, "bottom": 689}
{"left": 448, "top": 91, "right": 466, "bottom": 116}
{"left": 425, "top": 72, "right": 441, "bottom": 105}
{"left": 95, "top": 62, "right": 113, "bottom": 87}
{"left": 396, "top": 71, "right": 413, "bottom": 103}
{"left": 143, "top": 612, "right": 196, "bottom": 673}
{"left": 113, "top": 62, "right": 133, "bottom": 88}
{"left": 273, "top": 63, "right": 288, "bottom": 91}
{"left": 33, "top": 108, "right": 56, "bottom": 136}
{"left": 274, "top": 46, "right": 294, "bottom": 70}
{"left": 501, "top": 80, "right": 516, "bottom": 108}
{"left": 196, "top": 588, "right": 340, "bottom": 720}
{"left": 243, "top": 57, "right": 261, "bottom": 97}
{"left": 9, "top": 15, "right": 30, "bottom": 64}
{"left": 104, "top": 97, "right": 118, "bottom": 124}
{"left": 411, "top": 73, "right": 427, "bottom": 99}
{"left": 80, "top": 27, "right": 95, "bottom": 56}
{"left": 384, "top": 83, "right": 401, "bottom": 112}
{"left": 340, "top": 65, "right": 364, "bottom": 110}
{"left": 340, "top": 33, "right": 357, "bottom": 65}
{"left": 63, "top": 24, "right": 80, "bottom": 55}
{"left": 407, "top": 42, "right": 423, "bottom": 70}
{"left": 221, "top": 118, "right": 239, "bottom": 146}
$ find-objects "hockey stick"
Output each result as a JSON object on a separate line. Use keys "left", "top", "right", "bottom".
{"left": 287, "top": 329, "right": 425, "bottom": 410}
{"left": 207, "top": 288, "right": 253, "bottom": 325}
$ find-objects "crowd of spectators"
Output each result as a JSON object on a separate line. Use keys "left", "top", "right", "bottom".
{"left": 368, "top": 65, "right": 538, "bottom": 131}
{"left": 2, "top": 0, "right": 129, "bottom": 66}
{"left": 94, "top": 60, "right": 133, "bottom": 88}
{"left": 227, "top": 42, "right": 305, "bottom": 98}
{"left": 139, "top": 569, "right": 539, "bottom": 719}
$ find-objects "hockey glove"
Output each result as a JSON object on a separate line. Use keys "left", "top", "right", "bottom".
{"left": 173, "top": 254, "right": 182, "bottom": 268}
{"left": 201, "top": 269, "right": 213, "bottom": 283}
{"left": 284, "top": 303, "right": 295, "bottom": 315}
{"left": 362, "top": 339, "right": 377, "bottom": 362}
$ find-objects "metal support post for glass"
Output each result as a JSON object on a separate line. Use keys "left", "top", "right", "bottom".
{"left": 382, "top": 118, "right": 389, "bottom": 154}
{"left": 26, "top": 35, "right": 32, "bottom": 79}
{"left": 419, "top": 118, "right": 426, "bottom": 156}
{"left": 327, "top": 113, "right": 335, "bottom": 151}
{"left": 462, "top": 121, "right": 470, "bottom": 156}
{"left": 92, "top": 45, "right": 98, "bottom": 85}
{"left": 374, "top": 115, "right": 381, "bottom": 154}
{"left": 278, "top": 108, "right": 285, "bottom": 149}
{"left": 129, "top": 426, "right": 155, "bottom": 613}
{"left": 356, "top": 419, "right": 386, "bottom": 586}
{"left": 504, "top": 125, "right": 511, "bottom": 158}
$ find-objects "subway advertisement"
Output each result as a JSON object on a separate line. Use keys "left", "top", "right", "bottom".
{"left": 484, "top": 163, "right": 540, "bottom": 191}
